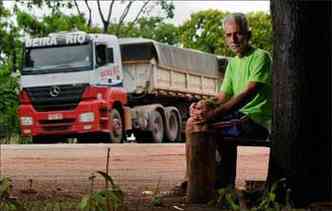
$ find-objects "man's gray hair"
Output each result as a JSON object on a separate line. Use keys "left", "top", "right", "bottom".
{"left": 223, "top": 13, "right": 250, "bottom": 33}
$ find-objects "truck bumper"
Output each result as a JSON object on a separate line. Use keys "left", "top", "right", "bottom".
{"left": 18, "top": 100, "right": 110, "bottom": 137}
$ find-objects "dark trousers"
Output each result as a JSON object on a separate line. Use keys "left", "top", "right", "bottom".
{"left": 216, "top": 143, "right": 237, "bottom": 189}
{"left": 214, "top": 112, "right": 269, "bottom": 189}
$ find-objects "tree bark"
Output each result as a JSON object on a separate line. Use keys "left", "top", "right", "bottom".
{"left": 268, "top": 0, "right": 332, "bottom": 207}
{"left": 84, "top": 0, "right": 92, "bottom": 27}
{"left": 186, "top": 130, "right": 216, "bottom": 203}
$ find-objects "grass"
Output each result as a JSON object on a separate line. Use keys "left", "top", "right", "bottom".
{"left": 0, "top": 135, "right": 32, "bottom": 145}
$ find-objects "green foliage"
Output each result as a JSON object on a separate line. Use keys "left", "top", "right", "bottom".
{"left": 0, "top": 177, "right": 24, "bottom": 211}
{"left": 16, "top": 0, "right": 73, "bottom": 15}
{"left": 0, "top": 1, "right": 21, "bottom": 139}
{"left": 253, "top": 178, "right": 292, "bottom": 211}
{"left": 22, "top": 200, "right": 78, "bottom": 211}
{"left": 211, "top": 179, "right": 293, "bottom": 211}
{"left": 180, "top": 10, "right": 272, "bottom": 56}
{"left": 16, "top": 10, "right": 89, "bottom": 37}
{"left": 214, "top": 186, "right": 241, "bottom": 210}
{"left": 79, "top": 171, "right": 125, "bottom": 211}
{"left": 247, "top": 11, "right": 273, "bottom": 54}
{"left": 0, "top": 70, "right": 19, "bottom": 138}
{"left": 150, "top": 178, "right": 162, "bottom": 207}
{"left": 180, "top": 10, "right": 229, "bottom": 54}
{"left": 111, "top": 17, "right": 179, "bottom": 45}
{"left": 151, "top": 196, "right": 162, "bottom": 207}
{"left": 159, "top": 0, "right": 175, "bottom": 19}
{"left": 0, "top": 3, "right": 19, "bottom": 65}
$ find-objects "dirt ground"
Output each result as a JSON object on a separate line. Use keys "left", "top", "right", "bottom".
{"left": 1, "top": 143, "right": 269, "bottom": 209}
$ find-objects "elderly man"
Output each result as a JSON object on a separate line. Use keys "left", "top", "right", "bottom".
{"left": 178, "top": 12, "right": 272, "bottom": 193}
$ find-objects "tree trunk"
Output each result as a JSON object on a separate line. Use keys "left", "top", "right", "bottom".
{"left": 268, "top": 0, "right": 332, "bottom": 207}
{"left": 186, "top": 131, "right": 216, "bottom": 203}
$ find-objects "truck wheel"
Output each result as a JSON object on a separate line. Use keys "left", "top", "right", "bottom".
{"left": 149, "top": 110, "right": 164, "bottom": 143}
{"left": 165, "top": 108, "right": 181, "bottom": 142}
{"left": 110, "top": 108, "right": 124, "bottom": 143}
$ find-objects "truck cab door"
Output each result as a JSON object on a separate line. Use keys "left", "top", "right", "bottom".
{"left": 94, "top": 43, "right": 123, "bottom": 87}
{"left": 96, "top": 44, "right": 107, "bottom": 67}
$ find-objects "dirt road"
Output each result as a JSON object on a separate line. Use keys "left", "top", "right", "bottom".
{"left": 0, "top": 143, "right": 269, "bottom": 201}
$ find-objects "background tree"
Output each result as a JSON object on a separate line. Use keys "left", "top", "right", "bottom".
{"left": 111, "top": 17, "right": 179, "bottom": 45}
{"left": 0, "top": 2, "right": 15, "bottom": 64}
{"left": 14, "top": 0, "right": 175, "bottom": 38}
{"left": 180, "top": 10, "right": 272, "bottom": 56}
{"left": 0, "top": 70, "right": 20, "bottom": 138}
{"left": 246, "top": 11, "right": 272, "bottom": 53}
{"left": 0, "top": 0, "right": 21, "bottom": 138}
{"left": 15, "top": 10, "right": 95, "bottom": 37}
{"left": 268, "top": 0, "right": 331, "bottom": 207}
{"left": 180, "top": 10, "right": 228, "bottom": 54}
{"left": 71, "top": 0, "right": 174, "bottom": 34}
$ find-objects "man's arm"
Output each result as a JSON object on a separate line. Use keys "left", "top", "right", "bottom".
{"left": 205, "top": 81, "right": 263, "bottom": 122}
{"left": 215, "top": 91, "right": 230, "bottom": 104}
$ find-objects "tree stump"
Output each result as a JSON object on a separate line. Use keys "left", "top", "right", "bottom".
{"left": 186, "top": 129, "right": 216, "bottom": 203}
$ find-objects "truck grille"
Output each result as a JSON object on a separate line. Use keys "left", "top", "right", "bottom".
{"left": 39, "top": 119, "right": 75, "bottom": 132}
{"left": 25, "top": 84, "right": 88, "bottom": 112}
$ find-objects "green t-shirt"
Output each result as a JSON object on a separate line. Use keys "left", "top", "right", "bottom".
{"left": 220, "top": 47, "right": 272, "bottom": 129}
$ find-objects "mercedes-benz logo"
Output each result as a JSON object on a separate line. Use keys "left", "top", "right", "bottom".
{"left": 49, "top": 86, "right": 61, "bottom": 97}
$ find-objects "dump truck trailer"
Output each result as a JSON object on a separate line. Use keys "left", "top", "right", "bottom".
{"left": 18, "top": 32, "right": 227, "bottom": 143}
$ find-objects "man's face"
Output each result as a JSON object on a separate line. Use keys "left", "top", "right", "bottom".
{"left": 224, "top": 20, "right": 250, "bottom": 56}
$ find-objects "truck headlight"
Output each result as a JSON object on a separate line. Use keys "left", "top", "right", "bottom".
{"left": 79, "top": 112, "right": 95, "bottom": 123}
{"left": 96, "top": 93, "right": 103, "bottom": 100}
{"left": 20, "top": 116, "right": 33, "bottom": 126}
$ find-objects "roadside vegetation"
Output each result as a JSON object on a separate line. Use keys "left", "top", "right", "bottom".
{"left": 0, "top": 173, "right": 304, "bottom": 211}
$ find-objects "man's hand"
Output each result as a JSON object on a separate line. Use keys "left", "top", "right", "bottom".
{"left": 204, "top": 109, "right": 218, "bottom": 123}
{"left": 189, "top": 100, "right": 211, "bottom": 124}
{"left": 189, "top": 100, "right": 222, "bottom": 124}
{"left": 189, "top": 102, "right": 198, "bottom": 117}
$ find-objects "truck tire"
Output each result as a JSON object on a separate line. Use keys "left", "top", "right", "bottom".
{"left": 165, "top": 108, "right": 181, "bottom": 142}
{"left": 109, "top": 108, "right": 124, "bottom": 143}
{"left": 149, "top": 110, "right": 164, "bottom": 143}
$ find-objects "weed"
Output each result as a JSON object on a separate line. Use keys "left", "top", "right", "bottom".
{"left": 150, "top": 178, "right": 163, "bottom": 207}
{"left": 0, "top": 177, "right": 24, "bottom": 211}
{"left": 253, "top": 178, "right": 293, "bottom": 211}
{"left": 21, "top": 200, "right": 79, "bottom": 211}
{"left": 210, "top": 185, "right": 241, "bottom": 210}
{"left": 151, "top": 196, "right": 161, "bottom": 207}
{"left": 209, "top": 178, "right": 293, "bottom": 211}
{"left": 79, "top": 171, "right": 125, "bottom": 211}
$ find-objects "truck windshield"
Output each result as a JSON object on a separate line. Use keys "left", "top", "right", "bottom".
{"left": 22, "top": 44, "right": 92, "bottom": 74}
